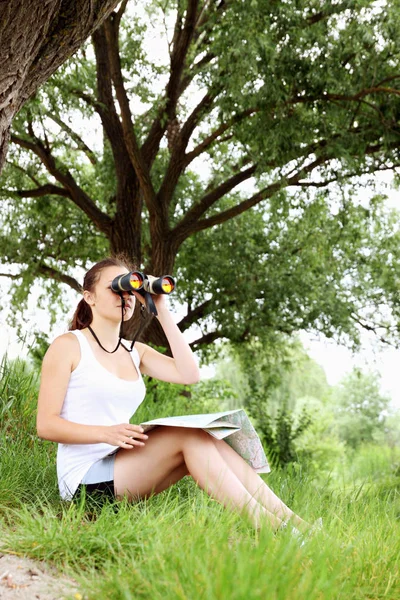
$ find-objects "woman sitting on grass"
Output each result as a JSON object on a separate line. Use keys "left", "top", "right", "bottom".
{"left": 37, "top": 256, "right": 311, "bottom": 537}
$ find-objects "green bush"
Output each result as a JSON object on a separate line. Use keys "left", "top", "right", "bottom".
{"left": 294, "top": 399, "right": 346, "bottom": 477}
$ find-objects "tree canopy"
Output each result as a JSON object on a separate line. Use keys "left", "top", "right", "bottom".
{"left": 1, "top": 0, "right": 400, "bottom": 350}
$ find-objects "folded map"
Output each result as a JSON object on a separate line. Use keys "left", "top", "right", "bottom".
{"left": 141, "top": 409, "right": 270, "bottom": 473}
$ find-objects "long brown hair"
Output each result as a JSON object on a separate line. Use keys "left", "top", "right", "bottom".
{"left": 69, "top": 256, "right": 135, "bottom": 330}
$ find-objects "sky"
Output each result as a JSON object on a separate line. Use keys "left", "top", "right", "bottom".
{"left": 301, "top": 331, "right": 400, "bottom": 409}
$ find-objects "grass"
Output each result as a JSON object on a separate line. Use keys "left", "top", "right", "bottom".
{"left": 1, "top": 355, "right": 400, "bottom": 599}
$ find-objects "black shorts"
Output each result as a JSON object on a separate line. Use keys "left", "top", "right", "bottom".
{"left": 73, "top": 480, "right": 115, "bottom": 503}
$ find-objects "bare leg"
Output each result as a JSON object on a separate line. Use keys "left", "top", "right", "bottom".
{"left": 114, "top": 427, "right": 283, "bottom": 530}
{"left": 151, "top": 463, "right": 189, "bottom": 495}
{"left": 210, "top": 438, "right": 309, "bottom": 530}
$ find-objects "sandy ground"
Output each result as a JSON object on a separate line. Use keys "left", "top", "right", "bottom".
{"left": 0, "top": 553, "right": 81, "bottom": 600}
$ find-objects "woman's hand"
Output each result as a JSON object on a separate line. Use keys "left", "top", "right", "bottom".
{"left": 103, "top": 423, "right": 148, "bottom": 449}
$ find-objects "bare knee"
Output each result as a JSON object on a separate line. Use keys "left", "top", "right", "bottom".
{"left": 149, "top": 426, "right": 214, "bottom": 454}
{"left": 179, "top": 428, "right": 213, "bottom": 448}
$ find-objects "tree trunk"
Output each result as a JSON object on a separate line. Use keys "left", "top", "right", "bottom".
{"left": 0, "top": 0, "right": 121, "bottom": 173}
{"left": 110, "top": 186, "right": 143, "bottom": 265}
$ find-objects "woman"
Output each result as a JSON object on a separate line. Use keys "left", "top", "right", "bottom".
{"left": 37, "top": 256, "right": 310, "bottom": 535}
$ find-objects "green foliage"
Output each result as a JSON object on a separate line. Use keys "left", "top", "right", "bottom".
{"left": 217, "top": 338, "right": 322, "bottom": 467}
{"left": 1, "top": 1, "right": 400, "bottom": 351}
{"left": 176, "top": 192, "right": 400, "bottom": 351}
{"left": 214, "top": 338, "right": 399, "bottom": 475}
{"left": 28, "top": 333, "right": 50, "bottom": 370}
{"left": 331, "top": 368, "right": 391, "bottom": 449}
{"left": 294, "top": 396, "right": 347, "bottom": 478}
{"left": 249, "top": 394, "right": 313, "bottom": 468}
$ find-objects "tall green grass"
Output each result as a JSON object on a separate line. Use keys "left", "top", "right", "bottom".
{"left": 1, "top": 357, "right": 399, "bottom": 599}
{"left": 0, "top": 355, "right": 59, "bottom": 507}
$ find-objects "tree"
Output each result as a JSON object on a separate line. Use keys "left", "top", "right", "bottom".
{"left": 2, "top": 0, "right": 400, "bottom": 349}
{"left": 331, "top": 368, "right": 390, "bottom": 448}
{"left": 216, "top": 336, "right": 330, "bottom": 409}
{"left": 216, "top": 337, "right": 330, "bottom": 468}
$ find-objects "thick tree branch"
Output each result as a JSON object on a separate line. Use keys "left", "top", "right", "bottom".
{"left": 102, "top": 18, "right": 159, "bottom": 218}
{"left": 171, "top": 164, "right": 257, "bottom": 245}
{"left": 91, "top": 24, "right": 142, "bottom": 258}
{"left": 114, "top": 0, "right": 129, "bottom": 29}
{"left": 163, "top": 83, "right": 389, "bottom": 230}
{"left": 11, "top": 133, "right": 112, "bottom": 235}
{"left": 141, "top": 0, "right": 200, "bottom": 168}
{"left": 180, "top": 91, "right": 219, "bottom": 147}
{"left": 91, "top": 27, "right": 135, "bottom": 185}
{"left": 15, "top": 1, "right": 122, "bottom": 106}
{"left": 0, "top": 266, "right": 81, "bottom": 293}
{"left": 189, "top": 330, "right": 224, "bottom": 349}
{"left": 157, "top": 90, "right": 218, "bottom": 207}
{"left": 1, "top": 184, "right": 71, "bottom": 199}
{"left": 36, "top": 264, "right": 82, "bottom": 293}
{"left": 172, "top": 121, "right": 400, "bottom": 245}
{"left": 177, "top": 298, "right": 214, "bottom": 332}
{"left": 0, "top": 0, "right": 121, "bottom": 173}
{"left": 187, "top": 157, "right": 330, "bottom": 234}
{"left": 185, "top": 137, "right": 398, "bottom": 235}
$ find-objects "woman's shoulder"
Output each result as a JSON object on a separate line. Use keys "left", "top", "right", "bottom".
{"left": 44, "top": 332, "right": 81, "bottom": 362}
{"left": 133, "top": 341, "right": 147, "bottom": 360}
{"left": 53, "top": 331, "right": 81, "bottom": 346}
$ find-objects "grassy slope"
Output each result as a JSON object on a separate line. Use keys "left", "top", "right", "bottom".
{"left": 1, "top": 356, "right": 399, "bottom": 600}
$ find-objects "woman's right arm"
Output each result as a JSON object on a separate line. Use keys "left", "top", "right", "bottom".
{"left": 36, "top": 334, "right": 147, "bottom": 448}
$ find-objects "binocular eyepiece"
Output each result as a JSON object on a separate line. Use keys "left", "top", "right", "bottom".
{"left": 111, "top": 271, "right": 175, "bottom": 296}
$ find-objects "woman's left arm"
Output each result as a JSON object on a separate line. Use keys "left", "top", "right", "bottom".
{"left": 136, "top": 296, "right": 200, "bottom": 385}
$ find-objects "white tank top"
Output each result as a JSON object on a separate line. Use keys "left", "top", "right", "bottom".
{"left": 57, "top": 329, "right": 146, "bottom": 500}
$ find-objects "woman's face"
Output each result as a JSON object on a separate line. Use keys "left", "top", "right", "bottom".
{"left": 84, "top": 266, "right": 136, "bottom": 323}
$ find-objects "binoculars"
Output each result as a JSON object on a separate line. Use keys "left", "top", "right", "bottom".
{"left": 111, "top": 271, "right": 175, "bottom": 296}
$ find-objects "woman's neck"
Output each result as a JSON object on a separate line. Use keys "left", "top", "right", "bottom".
{"left": 87, "top": 318, "right": 121, "bottom": 347}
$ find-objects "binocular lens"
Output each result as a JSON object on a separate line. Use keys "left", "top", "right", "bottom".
{"left": 111, "top": 271, "right": 145, "bottom": 293}
{"left": 143, "top": 275, "right": 175, "bottom": 295}
{"left": 161, "top": 277, "right": 174, "bottom": 294}
{"left": 129, "top": 272, "right": 144, "bottom": 289}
